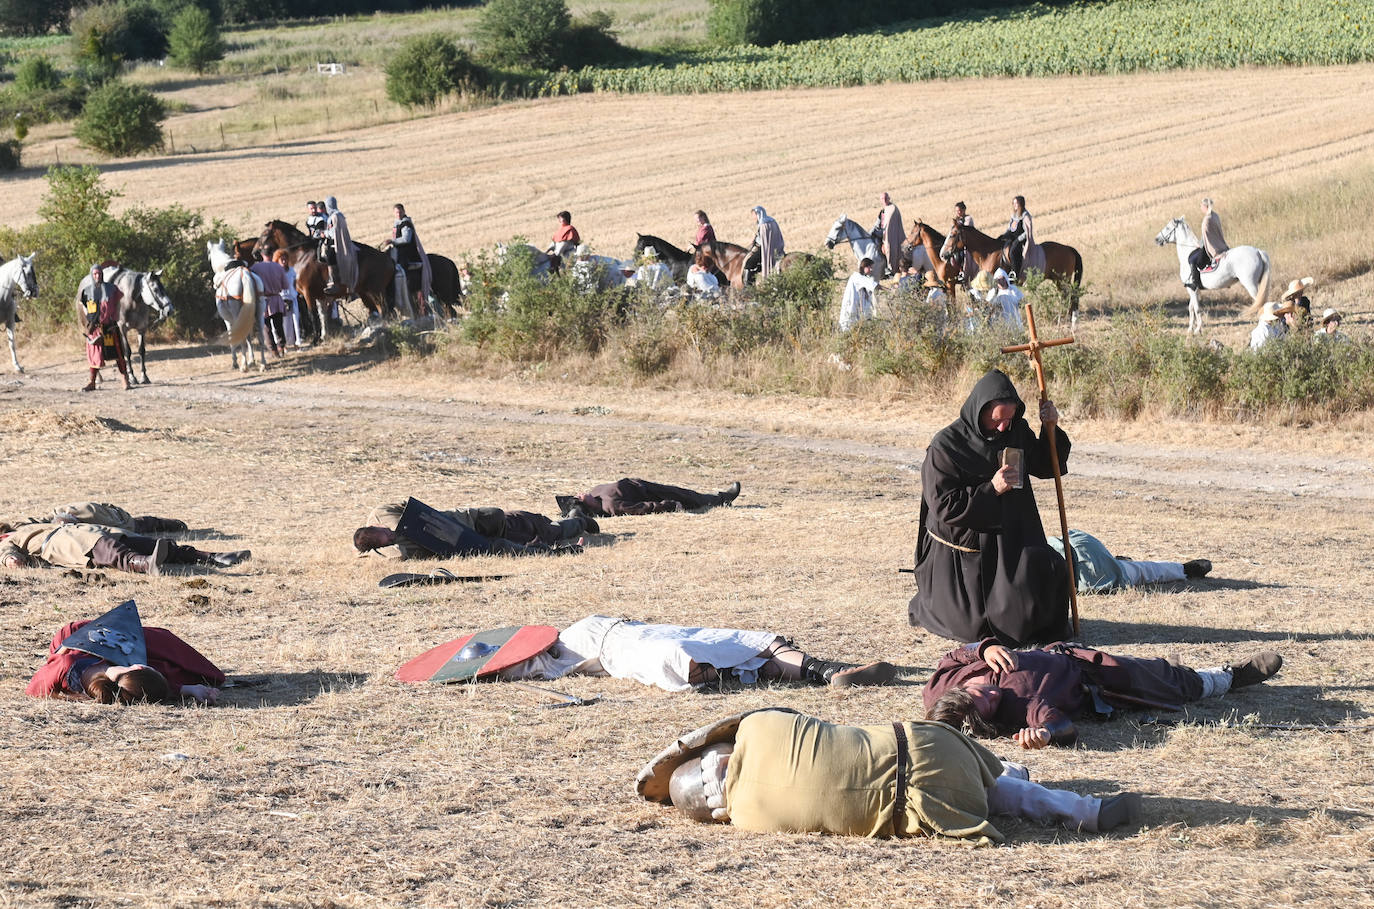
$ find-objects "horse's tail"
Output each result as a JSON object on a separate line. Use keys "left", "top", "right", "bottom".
{"left": 1241, "top": 250, "right": 1271, "bottom": 319}
{"left": 1072, "top": 248, "right": 1083, "bottom": 288}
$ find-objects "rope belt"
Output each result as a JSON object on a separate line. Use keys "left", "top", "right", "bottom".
{"left": 927, "top": 529, "right": 979, "bottom": 553}
{"left": 891, "top": 722, "right": 910, "bottom": 837}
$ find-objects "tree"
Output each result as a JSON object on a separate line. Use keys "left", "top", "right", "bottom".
{"left": 75, "top": 80, "right": 166, "bottom": 156}
{"left": 475, "top": 0, "right": 571, "bottom": 70}
{"left": 166, "top": 4, "right": 222, "bottom": 73}
{"left": 0, "top": 0, "right": 74, "bottom": 36}
{"left": 385, "top": 33, "right": 483, "bottom": 108}
{"left": 14, "top": 57, "right": 61, "bottom": 95}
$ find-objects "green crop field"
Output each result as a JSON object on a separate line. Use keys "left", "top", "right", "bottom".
{"left": 530, "top": 0, "right": 1374, "bottom": 95}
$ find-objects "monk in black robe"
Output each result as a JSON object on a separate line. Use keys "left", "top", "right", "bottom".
{"left": 908, "top": 369, "right": 1070, "bottom": 647}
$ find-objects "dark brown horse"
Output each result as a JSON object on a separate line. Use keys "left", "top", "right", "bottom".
{"left": 902, "top": 221, "right": 961, "bottom": 301}
{"left": 704, "top": 241, "right": 812, "bottom": 289}
{"left": 254, "top": 220, "right": 394, "bottom": 341}
{"left": 943, "top": 220, "right": 1083, "bottom": 305}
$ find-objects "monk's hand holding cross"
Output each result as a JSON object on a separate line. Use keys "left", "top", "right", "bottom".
{"left": 1039, "top": 400, "right": 1059, "bottom": 427}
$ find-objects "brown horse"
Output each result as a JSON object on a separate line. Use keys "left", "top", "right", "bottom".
{"left": 254, "top": 220, "right": 394, "bottom": 342}
{"left": 943, "top": 220, "right": 1083, "bottom": 315}
{"left": 704, "top": 241, "right": 812, "bottom": 289}
{"left": 902, "top": 221, "right": 961, "bottom": 301}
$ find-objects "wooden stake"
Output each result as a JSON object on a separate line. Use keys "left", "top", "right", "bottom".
{"left": 1001, "top": 303, "right": 1080, "bottom": 637}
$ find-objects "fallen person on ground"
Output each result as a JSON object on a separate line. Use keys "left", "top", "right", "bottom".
{"left": 1048, "top": 528, "right": 1211, "bottom": 593}
{"left": 498, "top": 615, "right": 895, "bottom": 692}
{"left": 4, "top": 502, "right": 188, "bottom": 535}
{"left": 26, "top": 616, "right": 223, "bottom": 705}
{"left": 637, "top": 708, "right": 1141, "bottom": 841}
{"left": 0, "top": 522, "right": 249, "bottom": 575}
{"left": 556, "top": 478, "right": 741, "bottom": 518}
{"left": 908, "top": 369, "right": 1071, "bottom": 648}
{"left": 923, "top": 639, "right": 1282, "bottom": 749}
{"left": 354, "top": 501, "right": 590, "bottom": 560}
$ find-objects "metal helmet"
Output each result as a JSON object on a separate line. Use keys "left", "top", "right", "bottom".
{"left": 667, "top": 744, "right": 732, "bottom": 823}
{"left": 457, "top": 640, "right": 499, "bottom": 662}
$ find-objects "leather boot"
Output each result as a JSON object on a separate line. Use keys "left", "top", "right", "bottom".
{"left": 715, "top": 481, "right": 742, "bottom": 506}
{"left": 128, "top": 538, "right": 169, "bottom": 576}
{"left": 324, "top": 267, "right": 340, "bottom": 295}
{"left": 81, "top": 368, "right": 97, "bottom": 392}
{"left": 801, "top": 657, "right": 896, "bottom": 689}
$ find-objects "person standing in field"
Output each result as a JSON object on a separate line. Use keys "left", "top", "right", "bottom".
{"left": 251, "top": 251, "right": 291, "bottom": 356}
{"left": 871, "top": 192, "right": 906, "bottom": 278}
{"left": 839, "top": 257, "right": 879, "bottom": 331}
{"left": 78, "top": 264, "right": 131, "bottom": 392}
{"left": 272, "top": 249, "right": 305, "bottom": 348}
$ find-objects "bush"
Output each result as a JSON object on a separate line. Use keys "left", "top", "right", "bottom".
{"left": 384, "top": 33, "right": 482, "bottom": 108}
{"left": 0, "top": 165, "right": 230, "bottom": 335}
{"left": 75, "top": 80, "right": 165, "bottom": 156}
{"left": 0, "top": 138, "right": 19, "bottom": 171}
{"left": 707, "top": 0, "right": 979, "bottom": 46}
{"left": 475, "top": 0, "right": 571, "bottom": 70}
{"left": 166, "top": 4, "right": 222, "bottom": 73}
{"left": 561, "top": 9, "right": 623, "bottom": 66}
{"left": 14, "top": 56, "right": 60, "bottom": 93}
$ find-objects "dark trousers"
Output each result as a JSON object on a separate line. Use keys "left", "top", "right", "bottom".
{"left": 90, "top": 534, "right": 202, "bottom": 570}
{"left": 1187, "top": 248, "right": 1210, "bottom": 287}
{"left": 1058, "top": 645, "right": 1205, "bottom": 708}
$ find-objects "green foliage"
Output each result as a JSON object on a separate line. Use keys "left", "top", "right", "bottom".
{"left": 531, "top": 0, "right": 1374, "bottom": 96}
{"left": 0, "top": 0, "right": 73, "bottom": 36}
{"left": 384, "top": 33, "right": 483, "bottom": 108}
{"left": 474, "top": 0, "right": 620, "bottom": 70}
{"left": 13, "top": 54, "right": 58, "bottom": 92}
{"left": 476, "top": 0, "right": 570, "bottom": 69}
{"left": 75, "top": 79, "right": 165, "bottom": 156}
{"left": 0, "top": 165, "right": 230, "bottom": 335}
{"left": 166, "top": 4, "right": 222, "bottom": 73}
{"left": 0, "top": 137, "right": 19, "bottom": 170}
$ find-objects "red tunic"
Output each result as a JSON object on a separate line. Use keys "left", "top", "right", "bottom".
{"left": 26, "top": 620, "right": 225, "bottom": 699}
{"left": 551, "top": 224, "right": 580, "bottom": 246}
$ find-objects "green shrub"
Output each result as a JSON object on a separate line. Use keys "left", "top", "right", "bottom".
{"left": 0, "top": 137, "right": 19, "bottom": 170}
{"left": 475, "top": 0, "right": 571, "bottom": 70}
{"left": 384, "top": 33, "right": 482, "bottom": 108}
{"left": 14, "top": 55, "right": 59, "bottom": 93}
{"left": 561, "top": 10, "right": 623, "bottom": 66}
{"left": 75, "top": 79, "right": 165, "bottom": 156}
{"left": 166, "top": 4, "right": 222, "bottom": 73}
{"left": 706, "top": 0, "right": 965, "bottom": 46}
{"left": 0, "top": 0, "right": 74, "bottom": 36}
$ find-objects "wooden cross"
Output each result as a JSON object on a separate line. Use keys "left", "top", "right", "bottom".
{"left": 1000, "top": 303, "right": 1080, "bottom": 637}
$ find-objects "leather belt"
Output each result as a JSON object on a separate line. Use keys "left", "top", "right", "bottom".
{"left": 892, "top": 722, "right": 910, "bottom": 837}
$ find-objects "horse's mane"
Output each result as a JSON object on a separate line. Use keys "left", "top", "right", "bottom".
{"left": 635, "top": 234, "right": 690, "bottom": 261}
{"left": 913, "top": 220, "right": 947, "bottom": 245}
{"left": 267, "top": 219, "right": 307, "bottom": 241}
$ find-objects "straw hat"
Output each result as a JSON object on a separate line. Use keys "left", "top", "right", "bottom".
{"left": 1281, "top": 276, "right": 1314, "bottom": 302}
{"left": 970, "top": 271, "right": 994, "bottom": 293}
{"left": 574, "top": 243, "right": 591, "bottom": 258}
{"left": 1320, "top": 308, "right": 1342, "bottom": 325}
{"left": 642, "top": 246, "right": 659, "bottom": 260}
{"left": 1261, "top": 301, "right": 1294, "bottom": 322}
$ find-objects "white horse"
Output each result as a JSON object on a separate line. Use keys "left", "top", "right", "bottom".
{"left": 207, "top": 240, "right": 265, "bottom": 371}
{"left": 75, "top": 267, "right": 173, "bottom": 384}
{"left": 1155, "top": 217, "right": 1271, "bottom": 334}
{"left": 0, "top": 253, "right": 39, "bottom": 373}
{"left": 496, "top": 243, "right": 558, "bottom": 281}
{"left": 825, "top": 215, "right": 932, "bottom": 278}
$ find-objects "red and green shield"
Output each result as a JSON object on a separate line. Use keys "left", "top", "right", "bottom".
{"left": 395, "top": 625, "right": 558, "bottom": 684}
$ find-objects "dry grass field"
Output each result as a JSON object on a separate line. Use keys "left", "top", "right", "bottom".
{"left": 1, "top": 62, "right": 1373, "bottom": 907}
{"left": 1, "top": 331, "right": 1373, "bottom": 908}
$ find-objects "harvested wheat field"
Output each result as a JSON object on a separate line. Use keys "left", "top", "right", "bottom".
{"left": 1, "top": 333, "right": 1373, "bottom": 908}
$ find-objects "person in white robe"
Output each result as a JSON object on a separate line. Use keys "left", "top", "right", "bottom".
{"left": 500, "top": 615, "right": 894, "bottom": 692}
{"left": 839, "top": 258, "right": 879, "bottom": 331}
{"left": 989, "top": 269, "right": 1025, "bottom": 329}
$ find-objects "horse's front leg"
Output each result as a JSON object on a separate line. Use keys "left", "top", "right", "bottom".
{"left": 6, "top": 324, "right": 21, "bottom": 373}
{"left": 137, "top": 330, "right": 150, "bottom": 383}
{"left": 315, "top": 297, "right": 330, "bottom": 341}
{"left": 1187, "top": 288, "right": 1202, "bottom": 335}
{"left": 117, "top": 325, "right": 139, "bottom": 384}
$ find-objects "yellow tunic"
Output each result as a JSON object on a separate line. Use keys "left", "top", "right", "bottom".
{"left": 0, "top": 522, "right": 109, "bottom": 568}
{"left": 724, "top": 711, "right": 1005, "bottom": 844}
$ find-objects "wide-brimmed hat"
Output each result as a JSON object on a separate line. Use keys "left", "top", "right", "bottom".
{"left": 970, "top": 271, "right": 994, "bottom": 293}
{"left": 1261, "top": 301, "right": 1294, "bottom": 322}
{"left": 1320, "top": 308, "right": 1342, "bottom": 325}
{"left": 642, "top": 246, "right": 659, "bottom": 260}
{"left": 1281, "top": 276, "right": 1314, "bottom": 301}
{"left": 574, "top": 244, "right": 591, "bottom": 257}
{"left": 635, "top": 708, "right": 795, "bottom": 803}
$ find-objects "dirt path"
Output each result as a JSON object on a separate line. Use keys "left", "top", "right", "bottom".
{"left": 9, "top": 346, "right": 1374, "bottom": 501}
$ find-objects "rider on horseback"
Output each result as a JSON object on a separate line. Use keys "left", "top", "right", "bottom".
{"left": 1188, "top": 197, "right": 1229, "bottom": 290}
{"left": 321, "top": 196, "right": 356, "bottom": 296}
{"left": 997, "top": 196, "right": 1033, "bottom": 282}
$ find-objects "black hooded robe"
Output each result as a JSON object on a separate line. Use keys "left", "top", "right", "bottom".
{"left": 908, "top": 370, "right": 1071, "bottom": 647}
